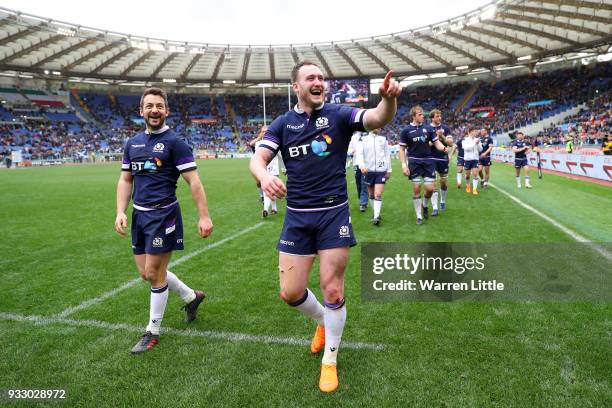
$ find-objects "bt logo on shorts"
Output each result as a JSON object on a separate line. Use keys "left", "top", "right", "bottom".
{"left": 339, "top": 225, "right": 350, "bottom": 238}
{"left": 152, "top": 237, "right": 163, "bottom": 247}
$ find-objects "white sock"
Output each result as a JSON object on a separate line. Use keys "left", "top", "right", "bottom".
{"left": 322, "top": 300, "right": 346, "bottom": 365}
{"left": 423, "top": 196, "right": 429, "bottom": 207}
{"left": 373, "top": 198, "right": 382, "bottom": 218}
{"left": 413, "top": 197, "right": 422, "bottom": 219}
{"left": 440, "top": 187, "right": 447, "bottom": 204}
{"left": 271, "top": 199, "right": 277, "bottom": 211}
{"left": 456, "top": 173, "right": 462, "bottom": 185}
{"left": 289, "top": 288, "right": 324, "bottom": 326}
{"left": 166, "top": 270, "right": 195, "bottom": 303}
{"left": 264, "top": 195, "right": 271, "bottom": 212}
{"left": 431, "top": 191, "right": 439, "bottom": 210}
{"left": 146, "top": 284, "right": 168, "bottom": 335}
{"left": 516, "top": 176, "right": 521, "bottom": 186}
{"left": 472, "top": 178, "right": 478, "bottom": 191}
{"left": 369, "top": 198, "right": 374, "bottom": 209}
{"left": 525, "top": 176, "right": 531, "bottom": 185}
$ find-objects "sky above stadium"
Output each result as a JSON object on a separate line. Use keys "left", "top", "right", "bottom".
{"left": 1, "top": 0, "right": 491, "bottom": 45}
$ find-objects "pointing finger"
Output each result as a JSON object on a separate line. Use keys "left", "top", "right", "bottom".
{"left": 383, "top": 70, "right": 394, "bottom": 89}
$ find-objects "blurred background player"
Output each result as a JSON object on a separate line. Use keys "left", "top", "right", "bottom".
{"left": 462, "top": 127, "right": 482, "bottom": 195}
{"left": 602, "top": 133, "right": 612, "bottom": 155}
{"left": 115, "top": 87, "right": 213, "bottom": 354}
{"left": 511, "top": 131, "right": 532, "bottom": 188}
{"left": 355, "top": 129, "right": 391, "bottom": 225}
{"left": 427, "top": 109, "right": 453, "bottom": 215}
{"left": 330, "top": 82, "right": 356, "bottom": 104}
{"left": 348, "top": 131, "right": 369, "bottom": 212}
{"left": 399, "top": 105, "right": 448, "bottom": 225}
{"left": 478, "top": 128, "right": 493, "bottom": 188}
{"left": 249, "top": 126, "right": 267, "bottom": 203}
{"left": 451, "top": 133, "right": 465, "bottom": 189}
{"left": 256, "top": 136, "right": 283, "bottom": 217}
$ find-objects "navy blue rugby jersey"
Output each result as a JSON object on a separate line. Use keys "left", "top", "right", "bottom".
{"left": 456, "top": 137, "right": 465, "bottom": 158}
{"left": 258, "top": 103, "right": 366, "bottom": 209}
{"left": 480, "top": 135, "right": 494, "bottom": 156}
{"left": 511, "top": 139, "right": 530, "bottom": 159}
{"left": 399, "top": 123, "right": 439, "bottom": 159}
{"left": 427, "top": 123, "right": 452, "bottom": 160}
{"left": 121, "top": 126, "right": 197, "bottom": 210}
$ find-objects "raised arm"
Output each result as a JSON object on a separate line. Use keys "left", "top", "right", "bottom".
{"left": 363, "top": 71, "right": 402, "bottom": 131}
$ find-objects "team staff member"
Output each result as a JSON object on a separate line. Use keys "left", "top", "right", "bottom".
{"left": 355, "top": 129, "right": 392, "bottom": 225}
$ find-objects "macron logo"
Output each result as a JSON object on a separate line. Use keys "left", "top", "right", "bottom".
{"left": 287, "top": 123, "right": 305, "bottom": 130}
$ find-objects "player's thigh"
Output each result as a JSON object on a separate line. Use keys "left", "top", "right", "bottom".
{"left": 374, "top": 183, "right": 385, "bottom": 196}
{"left": 279, "top": 252, "right": 315, "bottom": 301}
{"left": 367, "top": 184, "right": 375, "bottom": 196}
{"left": 318, "top": 247, "right": 348, "bottom": 302}
{"left": 411, "top": 181, "right": 422, "bottom": 196}
{"left": 133, "top": 254, "right": 146, "bottom": 279}
{"left": 144, "top": 251, "right": 172, "bottom": 282}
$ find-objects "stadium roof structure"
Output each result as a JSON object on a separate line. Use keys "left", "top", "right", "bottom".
{"left": 0, "top": 0, "right": 610, "bottom": 87}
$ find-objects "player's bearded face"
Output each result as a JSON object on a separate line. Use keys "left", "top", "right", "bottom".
{"left": 140, "top": 94, "right": 169, "bottom": 131}
{"left": 294, "top": 65, "right": 325, "bottom": 107}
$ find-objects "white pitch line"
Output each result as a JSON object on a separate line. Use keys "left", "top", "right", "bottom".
{"left": 0, "top": 312, "right": 384, "bottom": 351}
{"left": 56, "top": 222, "right": 265, "bottom": 318}
{"left": 489, "top": 183, "right": 612, "bottom": 261}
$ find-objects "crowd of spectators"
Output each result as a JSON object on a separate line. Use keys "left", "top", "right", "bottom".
{"left": 1, "top": 61, "right": 610, "bottom": 163}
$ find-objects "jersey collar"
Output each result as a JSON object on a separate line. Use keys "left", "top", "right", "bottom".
{"left": 294, "top": 102, "right": 325, "bottom": 114}
{"left": 145, "top": 125, "right": 169, "bottom": 135}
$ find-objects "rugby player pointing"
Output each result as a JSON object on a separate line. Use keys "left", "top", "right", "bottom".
{"left": 250, "top": 61, "right": 401, "bottom": 392}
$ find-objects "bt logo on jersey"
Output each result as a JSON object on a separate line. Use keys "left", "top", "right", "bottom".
{"left": 288, "top": 144, "right": 310, "bottom": 157}
{"left": 288, "top": 134, "right": 333, "bottom": 158}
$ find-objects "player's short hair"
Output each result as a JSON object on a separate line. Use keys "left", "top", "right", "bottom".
{"left": 480, "top": 127, "right": 488, "bottom": 134}
{"left": 429, "top": 109, "right": 441, "bottom": 119}
{"left": 140, "top": 87, "right": 169, "bottom": 109}
{"left": 291, "top": 60, "right": 321, "bottom": 83}
{"left": 468, "top": 126, "right": 477, "bottom": 133}
{"left": 410, "top": 105, "right": 424, "bottom": 119}
{"left": 516, "top": 131, "right": 524, "bottom": 137}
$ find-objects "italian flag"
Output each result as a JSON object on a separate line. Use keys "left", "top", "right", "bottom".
{"left": 476, "top": 111, "right": 494, "bottom": 118}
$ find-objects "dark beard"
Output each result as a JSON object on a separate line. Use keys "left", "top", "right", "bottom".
{"left": 145, "top": 116, "right": 165, "bottom": 131}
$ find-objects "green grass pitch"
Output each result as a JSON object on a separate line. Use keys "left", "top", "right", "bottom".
{"left": 0, "top": 158, "right": 610, "bottom": 407}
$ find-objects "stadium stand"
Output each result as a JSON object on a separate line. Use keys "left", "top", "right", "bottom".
{"left": 1, "top": 61, "right": 610, "bottom": 162}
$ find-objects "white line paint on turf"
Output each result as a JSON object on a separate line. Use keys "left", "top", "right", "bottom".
{"left": 0, "top": 312, "right": 385, "bottom": 351}
{"left": 489, "top": 183, "right": 612, "bottom": 260}
{"left": 56, "top": 222, "right": 265, "bottom": 318}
